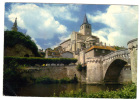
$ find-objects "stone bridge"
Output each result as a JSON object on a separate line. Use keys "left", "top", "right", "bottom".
{"left": 86, "top": 38, "right": 138, "bottom": 84}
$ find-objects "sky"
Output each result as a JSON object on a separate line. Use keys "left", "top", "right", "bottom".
{"left": 4, "top": 3, "right": 138, "bottom": 50}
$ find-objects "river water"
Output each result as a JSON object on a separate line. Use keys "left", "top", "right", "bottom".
{"left": 16, "top": 83, "right": 123, "bottom": 97}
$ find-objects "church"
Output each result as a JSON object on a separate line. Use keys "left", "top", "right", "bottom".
{"left": 45, "top": 15, "right": 116, "bottom": 64}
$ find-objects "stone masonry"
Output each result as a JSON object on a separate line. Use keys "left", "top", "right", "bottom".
{"left": 86, "top": 39, "right": 138, "bottom": 84}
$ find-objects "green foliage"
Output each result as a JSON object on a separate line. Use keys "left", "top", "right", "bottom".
{"left": 114, "top": 46, "right": 126, "bottom": 50}
{"left": 4, "top": 56, "right": 78, "bottom": 66}
{"left": 3, "top": 60, "right": 30, "bottom": 95}
{"left": 57, "top": 83, "right": 136, "bottom": 98}
{"left": 76, "top": 64, "right": 82, "bottom": 71}
{"left": 39, "top": 52, "right": 45, "bottom": 58}
{"left": 4, "top": 31, "right": 40, "bottom": 57}
{"left": 35, "top": 77, "right": 78, "bottom": 84}
{"left": 36, "top": 76, "right": 59, "bottom": 84}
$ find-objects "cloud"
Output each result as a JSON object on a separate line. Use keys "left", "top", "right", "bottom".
{"left": 31, "top": 37, "right": 42, "bottom": 50}
{"left": 6, "top": 3, "right": 68, "bottom": 40}
{"left": 43, "top": 4, "right": 80, "bottom": 22}
{"left": 88, "top": 5, "right": 138, "bottom": 47}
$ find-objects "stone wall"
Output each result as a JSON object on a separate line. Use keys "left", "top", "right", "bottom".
{"left": 85, "top": 50, "right": 94, "bottom": 60}
{"left": 118, "top": 66, "right": 132, "bottom": 84}
{"left": 128, "top": 38, "right": 138, "bottom": 84}
{"left": 61, "top": 52, "right": 73, "bottom": 58}
{"left": 79, "top": 50, "right": 85, "bottom": 64}
{"left": 60, "top": 39, "right": 71, "bottom": 51}
{"left": 86, "top": 57, "right": 103, "bottom": 84}
{"left": 22, "top": 65, "right": 86, "bottom": 83}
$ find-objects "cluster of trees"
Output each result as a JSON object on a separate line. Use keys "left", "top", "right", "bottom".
{"left": 114, "top": 46, "right": 126, "bottom": 50}
{"left": 4, "top": 56, "right": 77, "bottom": 66}
{"left": 4, "top": 31, "right": 40, "bottom": 57}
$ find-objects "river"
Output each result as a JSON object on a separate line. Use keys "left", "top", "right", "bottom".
{"left": 15, "top": 83, "right": 123, "bottom": 97}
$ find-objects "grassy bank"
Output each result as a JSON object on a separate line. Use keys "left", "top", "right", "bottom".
{"left": 53, "top": 83, "right": 136, "bottom": 98}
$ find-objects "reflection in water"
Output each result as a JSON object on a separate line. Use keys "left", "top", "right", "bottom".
{"left": 16, "top": 83, "right": 123, "bottom": 97}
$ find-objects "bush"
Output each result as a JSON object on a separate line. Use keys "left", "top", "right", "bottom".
{"left": 76, "top": 64, "right": 82, "bottom": 71}
{"left": 57, "top": 83, "right": 136, "bottom": 98}
{"left": 35, "top": 77, "right": 77, "bottom": 84}
{"left": 4, "top": 56, "right": 78, "bottom": 67}
{"left": 59, "top": 78, "right": 71, "bottom": 83}
{"left": 35, "top": 76, "right": 59, "bottom": 84}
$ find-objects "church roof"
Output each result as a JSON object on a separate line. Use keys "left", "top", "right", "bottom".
{"left": 83, "top": 14, "right": 89, "bottom": 24}
{"left": 86, "top": 45, "right": 116, "bottom": 52}
{"left": 60, "top": 39, "right": 71, "bottom": 45}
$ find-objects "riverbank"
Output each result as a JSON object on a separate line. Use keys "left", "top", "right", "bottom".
{"left": 53, "top": 83, "right": 136, "bottom": 98}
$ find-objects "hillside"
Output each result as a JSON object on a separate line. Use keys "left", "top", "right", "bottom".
{"left": 4, "top": 31, "right": 40, "bottom": 57}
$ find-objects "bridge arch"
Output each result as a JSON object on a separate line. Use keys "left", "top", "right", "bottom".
{"left": 103, "top": 58, "right": 128, "bottom": 84}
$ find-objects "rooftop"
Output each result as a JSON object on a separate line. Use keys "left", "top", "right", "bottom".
{"left": 86, "top": 45, "right": 116, "bottom": 52}
{"left": 60, "top": 39, "right": 71, "bottom": 45}
{"left": 83, "top": 14, "right": 89, "bottom": 24}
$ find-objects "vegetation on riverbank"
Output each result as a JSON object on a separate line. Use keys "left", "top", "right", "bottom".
{"left": 53, "top": 83, "right": 136, "bottom": 98}
{"left": 36, "top": 76, "right": 78, "bottom": 84}
{"left": 4, "top": 56, "right": 77, "bottom": 66}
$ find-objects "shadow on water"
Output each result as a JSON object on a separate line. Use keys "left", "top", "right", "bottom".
{"left": 15, "top": 83, "right": 124, "bottom": 97}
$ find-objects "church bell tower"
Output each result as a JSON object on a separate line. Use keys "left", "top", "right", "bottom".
{"left": 12, "top": 17, "right": 18, "bottom": 32}
{"left": 80, "top": 14, "right": 91, "bottom": 35}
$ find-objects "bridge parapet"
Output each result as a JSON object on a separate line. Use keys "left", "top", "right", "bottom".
{"left": 102, "top": 49, "right": 130, "bottom": 63}
{"left": 86, "top": 57, "right": 102, "bottom": 63}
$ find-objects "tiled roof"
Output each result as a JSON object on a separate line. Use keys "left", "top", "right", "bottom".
{"left": 86, "top": 45, "right": 116, "bottom": 52}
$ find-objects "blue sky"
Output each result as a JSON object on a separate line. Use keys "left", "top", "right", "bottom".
{"left": 4, "top": 3, "right": 138, "bottom": 50}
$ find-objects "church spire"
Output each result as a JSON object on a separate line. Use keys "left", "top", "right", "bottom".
{"left": 83, "top": 14, "right": 89, "bottom": 24}
{"left": 80, "top": 14, "right": 91, "bottom": 35}
{"left": 12, "top": 17, "right": 18, "bottom": 32}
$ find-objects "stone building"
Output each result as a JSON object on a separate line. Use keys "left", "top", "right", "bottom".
{"left": 45, "top": 48, "right": 61, "bottom": 58}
